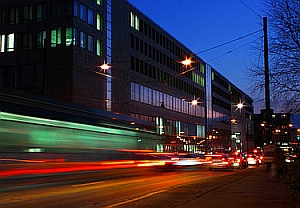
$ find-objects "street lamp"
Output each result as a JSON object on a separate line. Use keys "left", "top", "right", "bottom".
{"left": 261, "top": 123, "right": 267, "bottom": 146}
{"left": 95, "top": 61, "right": 113, "bottom": 78}
{"left": 181, "top": 58, "right": 192, "bottom": 66}
{"left": 231, "top": 101, "right": 247, "bottom": 153}
{"left": 232, "top": 101, "right": 245, "bottom": 111}
{"left": 175, "top": 58, "right": 199, "bottom": 77}
{"left": 237, "top": 103, "right": 244, "bottom": 109}
{"left": 99, "top": 61, "right": 111, "bottom": 71}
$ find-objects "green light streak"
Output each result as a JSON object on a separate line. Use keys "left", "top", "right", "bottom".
{"left": 1, "top": 112, "right": 137, "bottom": 136}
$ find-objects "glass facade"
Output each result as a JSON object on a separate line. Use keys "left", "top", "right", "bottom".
{"left": 131, "top": 82, "right": 205, "bottom": 117}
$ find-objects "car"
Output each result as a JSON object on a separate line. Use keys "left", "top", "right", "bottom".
{"left": 207, "top": 154, "right": 234, "bottom": 171}
{"left": 247, "top": 154, "right": 259, "bottom": 166}
{"left": 229, "top": 153, "right": 247, "bottom": 169}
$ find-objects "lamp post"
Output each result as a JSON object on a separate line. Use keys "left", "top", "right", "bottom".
{"left": 261, "top": 123, "right": 266, "bottom": 146}
{"left": 179, "top": 58, "right": 206, "bottom": 153}
{"left": 231, "top": 102, "right": 245, "bottom": 153}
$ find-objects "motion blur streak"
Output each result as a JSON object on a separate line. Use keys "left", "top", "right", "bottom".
{"left": 1, "top": 158, "right": 52, "bottom": 163}
{"left": 136, "top": 161, "right": 166, "bottom": 167}
{"left": 0, "top": 161, "right": 135, "bottom": 178}
{"left": 0, "top": 159, "right": 173, "bottom": 178}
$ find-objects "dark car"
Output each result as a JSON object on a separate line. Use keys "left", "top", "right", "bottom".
{"left": 229, "top": 153, "right": 247, "bottom": 169}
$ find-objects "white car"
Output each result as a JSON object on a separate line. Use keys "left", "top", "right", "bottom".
{"left": 247, "top": 155, "right": 258, "bottom": 166}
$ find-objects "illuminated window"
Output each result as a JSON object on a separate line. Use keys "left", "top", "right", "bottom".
{"left": 1, "top": 34, "right": 5, "bottom": 52}
{"left": 96, "top": 39, "right": 101, "bottom": 56}
{"left": 51, "top": 28, "right": 61, "bottom": 47}
{"left": 130, "top": 12, "right": 134, "bottom": 28}
{"left": 135, "top": 16, "right": 139, "bottom": 30}
{"left": 57, "top": 29, "right": 62, "bottom": 45}
{"left": 0, "top": 33, "right": 14, "bottom": 52}
{"left": 88, "top": 35, "right": 94, "bottom": 52}
{"left": 97, "top": 0, "right": 102, "bottom": 6}
{"left": 97, "top": 13, "right": 102, "bottom": 30}
{"left": 87, "top": 8, "right": 94, "bottom": 25}
{"left": 130, "top": 12, "right": 139, "bottom": 30}
{"left": 80, "top": 31, "right": 86, "bottom": 49}
{"left": 200, "top": 64, "right": 205, "bottom": 74}
{"left": 51, "top": 30, "right": 56, "bottom": 47}
{"left": 66, "top": 27, "right": 72, "bottom": 46}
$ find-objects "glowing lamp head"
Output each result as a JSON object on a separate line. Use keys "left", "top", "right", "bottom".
{"left": 181, "top": 59, "right": 192, "bottom": 66}
{"left": 237, "top": 103, "right": 244, "bottom": 109}
{"left": 191, "top": 99, "right": 198, "bottom": 106}
{"left": 100, "top": 63, "right": 110, "bottom": 71}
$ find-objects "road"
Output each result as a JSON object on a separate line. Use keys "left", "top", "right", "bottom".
{"left": 0, "top": 165, "right": 256, "bottom": 207}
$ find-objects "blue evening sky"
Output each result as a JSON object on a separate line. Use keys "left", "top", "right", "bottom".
{"left": 127, "top": 0, "right": 266, "bottom": 113}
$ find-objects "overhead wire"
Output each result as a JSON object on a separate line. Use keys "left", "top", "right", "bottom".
{"left": 207, "top": 36, "right": 263, "bottom": 62}
{"left": 239, "top": 0, "right": 262, "bottom": 19}
{"left": 195, "top": 29, "right": 262, "bottom": 55}
{"left": 193, "top": 0, "right": 262, "bottom": 56}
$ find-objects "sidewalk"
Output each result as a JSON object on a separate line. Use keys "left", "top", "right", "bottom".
{"left": 181, "top": 166, "right": 299, "bottom": 208}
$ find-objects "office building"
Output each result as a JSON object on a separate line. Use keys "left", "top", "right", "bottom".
{"left": 0, "top": 0, "right": 254, "bottom": 153}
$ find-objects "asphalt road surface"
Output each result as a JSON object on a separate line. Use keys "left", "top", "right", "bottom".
{"left": 0, "top": 166, "right": 258, "bottom": 208}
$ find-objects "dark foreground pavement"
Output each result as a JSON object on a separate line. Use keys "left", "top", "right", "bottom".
{"left": 179, "top": 166, "right": 299, "bottom": 208}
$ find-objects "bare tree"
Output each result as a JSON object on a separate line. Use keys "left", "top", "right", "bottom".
{"left": 250, "top": 0, "right": 300, "bottom": 113}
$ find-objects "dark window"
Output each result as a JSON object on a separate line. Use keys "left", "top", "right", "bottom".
{"left": 87, "top": 8, "right": 94, "bottom": 25}
{"left": 130, "top": 34, "right": 134, "bottom": 48}
{"left": 66, "top": 0, "right": 73, "bottom": 16}
{"left": 73, "top": 28, "right": 78, "bottom": 46}
{"left": 79, "top": 4, "right": 86, "bottom": 21}
{"left": 51, "top": 2, "right": 62, "bottom": 18}
{"left": 88, "top": 35, "right": 94, "bottom": 52}
{"left": 10, "top": 9, "right": 15, "bottom": 24}
{"left": 0, "top": 9, "right": 6, "bottom": 26}
{"left": 36, "top": 31, "right": 46, "bottom": 49}
{"left": 37, "top": 4, "right": 43, "bottom": 21}
{"left": 23, "top": 6, "right": 33, "bottom": 22}
{"left": 80, "top": 31, "right": 86, "bottom": 48}
{"left": 74, "top": 1, "right": 78, "bottom": 17}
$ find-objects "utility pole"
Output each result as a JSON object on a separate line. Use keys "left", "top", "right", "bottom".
{"left": 263, "top": 17, "right": 271, "bottom": 144}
